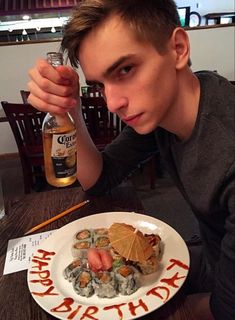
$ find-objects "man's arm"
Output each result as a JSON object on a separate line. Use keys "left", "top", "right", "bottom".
{"left": 86, "top": 126, "right": 159, "bottom": 195}
{"left": 28, "top": 59, "right": 103, "bottom": 190}
{"left": 210, "top": 165, "right": 235, "bottom": 320}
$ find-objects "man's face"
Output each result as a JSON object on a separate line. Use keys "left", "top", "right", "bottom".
{"left": 79, "top": 15, "right": 179, "bottom": 134}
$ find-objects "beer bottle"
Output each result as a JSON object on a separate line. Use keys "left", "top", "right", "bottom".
{"left": 42, "top": 52, "right": 77, "bottom": 187}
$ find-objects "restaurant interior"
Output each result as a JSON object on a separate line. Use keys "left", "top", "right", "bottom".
{"left": 0, "top": 0, "right": 234, "bottom": 210}
{"left": 0, "top": 0, "right": 234, "bottom": 154}
{"left": 0, "top": 0, "right": 234, "bottom": 239}
{"left": 0, "top": 1, "right": 234, "bottom": 319}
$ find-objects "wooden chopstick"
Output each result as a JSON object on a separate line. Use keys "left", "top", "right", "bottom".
{"left": 24, "top": 200, "right": 90, "bottom": 235}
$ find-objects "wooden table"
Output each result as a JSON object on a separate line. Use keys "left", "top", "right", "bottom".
{"left": 0, "top": 185, "right": 194, "bottom": 320}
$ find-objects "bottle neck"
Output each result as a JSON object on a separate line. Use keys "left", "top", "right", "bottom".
{"left": 46, "top": 52, "right": 72, "bottom": 126}
{"left": 47, "top": 52, "right": 63, "bottom": 67}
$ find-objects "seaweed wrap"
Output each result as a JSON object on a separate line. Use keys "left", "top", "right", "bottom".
{"left": 72, "top": 269, "right": 94, "bottom": 297}
{"left": 92, "top": 271, "right": 118, "bottom": 298}
{"left": 115, "top": 265, "right": 140, "bottom": 295}
{"left": 136, "top": 254, "right": 159, "bottom": 275}
{"left": 72, "top": 240, "right": 92, "bottom": 258}
{"left": 63, "top": 258, "right": 86, "bottom": 282}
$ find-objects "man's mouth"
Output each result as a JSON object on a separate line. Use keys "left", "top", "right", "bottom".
{"left": 122, "top": 113, "right": 143, "bottom": 125}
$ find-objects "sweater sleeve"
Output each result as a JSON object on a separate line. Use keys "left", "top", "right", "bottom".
{"left": 86, "top": 126, "right": 158, "bottom": 196}
{"left": 210, "top": 163, "right": 235, "bottom": 320}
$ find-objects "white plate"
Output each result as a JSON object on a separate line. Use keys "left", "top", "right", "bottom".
{"left": 27, "top": 212, "right": 190, "bottom": 320}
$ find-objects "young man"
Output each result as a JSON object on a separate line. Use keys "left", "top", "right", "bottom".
{"left": 28, "top": 1, "right": 235, "bottom": 319}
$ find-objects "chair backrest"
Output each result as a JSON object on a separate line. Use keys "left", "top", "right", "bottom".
{"left": 20, "top": 90, "right": 30, "bottom": 104}
{"left": 1, "top": 101, "right": 46, "bottom": 193}
{"left": 81, "top": 85, "right": 102, "bottom": 97}
{"left": 80, "top": 96, "right": 125, "bottom": 150}
{"left": 1, "top": 101, "right": 45, "bottom": 150}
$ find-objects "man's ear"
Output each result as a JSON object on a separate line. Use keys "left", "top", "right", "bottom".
{"left": 170, "top": 27, "right": 190, "bottom": 70}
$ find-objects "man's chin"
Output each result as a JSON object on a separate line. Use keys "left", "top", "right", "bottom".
{"left": 132, "top": 124, "right": 157, "bottom": 135}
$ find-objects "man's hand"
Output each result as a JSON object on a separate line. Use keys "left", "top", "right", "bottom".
{"left": 27, "top": 58, "right": 80, "bottom": 115}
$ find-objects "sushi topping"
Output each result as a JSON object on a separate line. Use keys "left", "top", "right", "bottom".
{"left": 76, "top": 230, "right": 91, "bottom": 240}
{"left": 118, "top": 265, "right": 133, "bottom": 277}
{"left": 71, "top": 260, "right": 82, "bottom": 268}
{"left": 112, "top": 259, "right": 124, "bottom": 269}
{"left": 79, "top": 271, "right": 91, "bottom": 288}
{"left": 74, "top": 241, "right": 91, "bottom": 249}
{"left": 94, "top": 228, "right": 108, "bottom": 235}
{"left": 144, "top": 234, "right": 161, "bottom": 247}
{"left": 96, "top": 272, "right": 111, "bottom": 284}
{"left": 95, "top": 236, "right": 110, "bottom": 248}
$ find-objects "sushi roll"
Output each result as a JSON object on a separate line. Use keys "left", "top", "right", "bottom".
{"left": 92, "top": 271, "right": 118, "bottom": 298}
{"left": 115, "top": 265, "right": 140, "bottom": 295}
{"left": 109, "top": 247, "right": 123, "bottom": 261}
{"left": 136, "top": 254, "right": 159, "bottom": 275}
{"left": 94, "top": 236, "right": 110, "bottom": 249}
{"left": 144, "top": 233, "right": 161, "bottom": 257}
{"left": 74, "top": 229, "right": 92, "bottom": 241}
{"left": 72, "top": 269, "right": 94, "bottom": 297}
{"left": 72, "top": 240, "right": 92, "bottom": 258}
{"left": 110, "top": 248, "right": 126, "bottom": 270}
{"left": 93, "top": 228, "right": 109, "bottom": 237}
{"left": 63, "top": 258, "right": 86, "bottom": 282}
{"left": 112, "top": 257, "right": 125, "bottom": 270}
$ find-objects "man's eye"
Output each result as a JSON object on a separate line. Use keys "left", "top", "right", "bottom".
{"left": 119, "top": 66, "right": 132, "bottom": 75}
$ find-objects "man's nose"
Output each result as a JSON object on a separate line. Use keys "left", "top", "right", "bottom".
{"left": 104, "top": 86, "right": 128, "bottom": 113}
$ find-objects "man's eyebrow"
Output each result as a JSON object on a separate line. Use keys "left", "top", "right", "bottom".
{"left": 85, "top": 54, "right": 135, "bottom": 85}
{"left": 103, "top": 54, "right": 134, "bottom": 77}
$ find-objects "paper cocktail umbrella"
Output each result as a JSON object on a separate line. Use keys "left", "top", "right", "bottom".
{"left": 108, "top": 222, "right": 154, "bottom": 262}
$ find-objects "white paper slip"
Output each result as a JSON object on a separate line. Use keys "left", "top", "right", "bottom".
{"left": 3, "top": 230, "right": 56, "bottom": 275}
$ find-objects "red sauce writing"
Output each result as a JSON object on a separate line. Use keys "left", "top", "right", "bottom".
{"left": 147, "top": 286, "right": 170, "bottom": 302}
{"left": 30, "top": 249, "right": 58, "bottom": 297}
{"left": 51, "top": 298, "right": 99, "bottom": 320}
{"left": 161, "top": 272, "right": 186, "bottom": 288}
{"left": 167, "top": 258, "right": 189, "bottom": 271}
{"left": 29, "top": 250, "right": 189, "bottom": 319}
{"left": 103, "top": 303, "right": 126, "bottom": 318}
{"left": 128, "top": 299, "right": 148, "bottom": 316}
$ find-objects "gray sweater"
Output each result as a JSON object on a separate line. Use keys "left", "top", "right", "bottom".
{"left": 87, "top": 71, "right": 235, "bottom": 319}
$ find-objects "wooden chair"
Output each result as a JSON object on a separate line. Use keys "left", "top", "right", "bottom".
{"left": 1, "top": 101, "right": 46, "bottom": 194}
{"left": 20, "top": 90, "right": 30, "bottom": 104}
{"left": 81, "top": 85, "right": 102, "bottom": 97}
